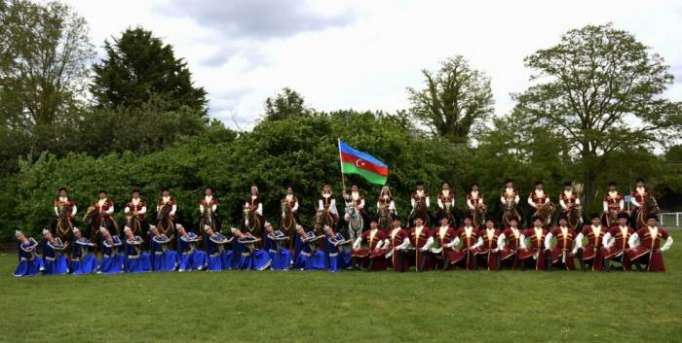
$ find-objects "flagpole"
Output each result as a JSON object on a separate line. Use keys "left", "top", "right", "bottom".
{"left": 337, "top": 138, "right": 346, "bottom": 194}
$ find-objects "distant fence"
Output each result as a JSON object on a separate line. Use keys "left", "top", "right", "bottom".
{"left": 659, "top": 212, "right": 682, "bottom": 228}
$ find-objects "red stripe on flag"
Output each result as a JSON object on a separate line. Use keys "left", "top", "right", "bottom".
{"left": 341, "top": 152, "right": 388, "bottom": 176}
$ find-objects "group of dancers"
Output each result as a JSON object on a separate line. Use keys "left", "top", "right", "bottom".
{"left": 12, "top": 178, "right": 674, "bottom": 277}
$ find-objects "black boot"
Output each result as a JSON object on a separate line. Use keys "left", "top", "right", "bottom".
{"left": 544, "top": 251, "right": 552, "bottom": 271}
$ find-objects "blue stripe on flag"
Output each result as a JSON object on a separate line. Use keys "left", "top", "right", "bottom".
{"left": 339, "top": 140, "right": 387, "bottom": 168}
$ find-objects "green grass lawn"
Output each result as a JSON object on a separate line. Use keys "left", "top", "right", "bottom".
{"left": 1, "top": 234, "right": 681, "bottom": 343}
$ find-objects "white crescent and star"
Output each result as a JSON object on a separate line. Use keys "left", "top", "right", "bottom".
{"left": 355, "top": 159, "right": 367, "bottom": 168}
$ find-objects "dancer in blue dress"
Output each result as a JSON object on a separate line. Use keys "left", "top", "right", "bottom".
{"left": 308, "top": 227, "right": 329, "bottom": 270}
{"left": 264, "top": 222, "right": 292, "bottom": 270}
{"left": 123, "top": 226, "right": 151, "bottom": 273}
{"left": 323, "top": 225, "right": 352, "bottom": 272}
{"left": 204, "top": 225, "right": 232, "bottom": 271}
{"left": 98, "top": 227, "right": 125, "bottom": 274}
{"left": 41, "top": 229, "right": 69, "bottom": 275}
{"left": 293, "top": 225, "right": 326, "bottom": 270}
{"left": 70, "top": 228, "right": 97, "bottom": 275}
{"left": 292, "top": 225, "right": 310, "bottom": 270}
{"left": 13, "top": 230, "right": 43, "bottom": 277}
{"left": 231, "top": 227, "right": 271, "bottom": 270}
{"left": 149, "top": 225, "right": 178, "bottom": 272}
{"left": 176, "top": 224, "right": 207, "bottom": 272}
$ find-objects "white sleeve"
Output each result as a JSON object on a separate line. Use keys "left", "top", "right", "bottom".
{"left": 515, "top": 195, "right": 520, "bottom": 204}
{"left": 603, "top": 201, "right": 608, "bottom": 212}
{"left": 358, "top": 199, "right": 365, "bottom": 209}
{"left": 292, "top": 201, "right": 299, "bottom": 212}
{"left": 520, "top": 234, "right": 527, "bottom": 249}
{"left": 411, "top": 198, "right": 416, "bottom": 208}
{"left": 438, "top": 198, "right": 444, "bottom": 209}
{"left": 560, "top": 199, "right": 567, "bottom": 210}
{"left": 352, "top": 237, "right": 363, "bottom": 249}
{"left": 545, "top": 196, "right": 551, "bottom": 204}
{"left": 574, "top": 233, "right": 584, "bottom": 249}
{"left": 106, "top": 205, "right": 114, "bottom": 214}
{"left": 575, "top": 198, "right": 581, "bottom": 205}
{"left": 397, "top": 239, "right": 411, "bottom": 250}
{"left": 628, "top": 233, "right": 639, "bottom": 249}
{"left": 466, "top": 198, "right": 474, "bottom": 210}
{"left": 389, "top": 201, "right": 395, "bottom": 211}
{"left": 472, "top": 236, "right": 484, "bottom": 249}
{"left": 54, "top": 206, "right": 59, "bottom": 216}
{"left": 528, "top": 197, "right": 535, "bottom": 208}
{"left": 72, "top": 205, "right": 77, "bottom": 216}
{"left": 212, "top": 204, "right": 217, "bottom": 211}
{"left": 139, "top": 206, "right": 147, "bottom": 215}
{"left": 257, "top": 203, "right": 263, "bottom": 216}
{"left": 319, "top": 200, "right": 324, "bottom": 211}
{"left": 500, "top": 196, "right": 506, "bottom": 205}
{"left": 199, "top": 204, "right": 205, "bottom": 213}
{"left": 619, "top": 200, "right": 624, "bottom": 210}
{"left": 375, "top": 240, "right": 384, "bottom": 250}
{"left": 330, "top": 199, "right": 338, "bottom": 215}
{"left": 544, "top": 232, "right": 553, "bottom": 251}
{"left": 170, "top": 204, "right": 177, "bottom": 215}
{"left": 124, "top": 206, "right": 130, "bottom": 214}
{"left": 497, "top": 233, "right": 506, "bottom": 250}
{"left": 602, "top": 232, "right": 613, "bottom": 248}
{"left": 661, "top": 236, "right": 673, "bottom": 252}
{"left": 425, "top": 197, "right": 430, "bottom": 208}
{"left": 420, "top": 236, "right": 434, "bottom": 251}
{"left": 631, "top": 197, "right": 641, "bottom": 207}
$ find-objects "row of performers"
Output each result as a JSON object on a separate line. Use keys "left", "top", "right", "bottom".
{"left": 49, "top": 178, "right": 657, "bottom": 243}
{"left": 14, "top": 222, "right": 352, "bottom": 277}
{"left": 14, "top": 211, "right": 672, "bottom": 277}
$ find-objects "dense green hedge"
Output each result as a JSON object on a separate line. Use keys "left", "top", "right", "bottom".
{"left": 3, "top": 111, "right": 679, "bottom": 240}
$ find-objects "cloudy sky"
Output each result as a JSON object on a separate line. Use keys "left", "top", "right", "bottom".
{"left": 66, "top": 0, "right": 682, "bottom": 129}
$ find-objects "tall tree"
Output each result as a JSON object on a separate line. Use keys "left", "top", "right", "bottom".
{"left": 408, "top": 55, "right": 494, "bottom": 144}
{"left": 91, "top": 27, "right": 207, "bottom": 114}
{"left": 0, "top": 0, "right": 94, "bottom": 154}
{"left": 514, "top": 24, "right": 682, "bottom": 209}
{"left": 264, "top": 87, "right": 310, "bottom": 121}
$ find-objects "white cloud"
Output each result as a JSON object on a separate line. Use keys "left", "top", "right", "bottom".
{"left": 66, "top": 0, "right": 682, "bottom": 129}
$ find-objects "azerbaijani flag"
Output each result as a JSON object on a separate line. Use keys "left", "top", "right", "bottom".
{"left": 338, "top": 139, "right": 389, "bottom": 185}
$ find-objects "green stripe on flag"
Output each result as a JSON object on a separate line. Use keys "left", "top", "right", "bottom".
{"left": 341, "top": 162, "right": 387, "bottom": 185}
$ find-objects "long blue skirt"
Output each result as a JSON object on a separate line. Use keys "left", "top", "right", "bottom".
{"left": 71, "top": 255, "right": 98, "bottom": 275}
{"left": 14, "top": 258, "right": 43, "bottom": 277}
{"left": 293, "top": 251, "right": 309, "bottom": 270}
{"left": 339, "top": 250, "right": 352, "bottom": 269}
{"left": 191, "top": 250, "right": 208, "bottom": 270}
{"left": 178, "top": 251, "right": 208, "bottom": 271}
{"left": 99, "top": 254, "right": 125, "bottom": 274}
{"left": 140, "top": 252, "right": 152, "bottom": 271}
{"left": 43, "top": 256, "right": 69, "bottom": 275}
{"left": 307, "top": 250, "right": 328, "bottom": 270}
{"left": 125, "top": 253, "right": 151, "bottom": 273}
{"left": 207, "top": 253, "right": 224, "bottom": 271}
{"left": 153, "top": 251, "right": 178, "bottom": 272}
{"left": 269, "top": 249, "right": 292, "bottom": 270}
{"left": 220, "top": 251, "right": 234, "bottom": 270}
{"left": 238, "top": 249, "right": 271, "bottom": 270}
